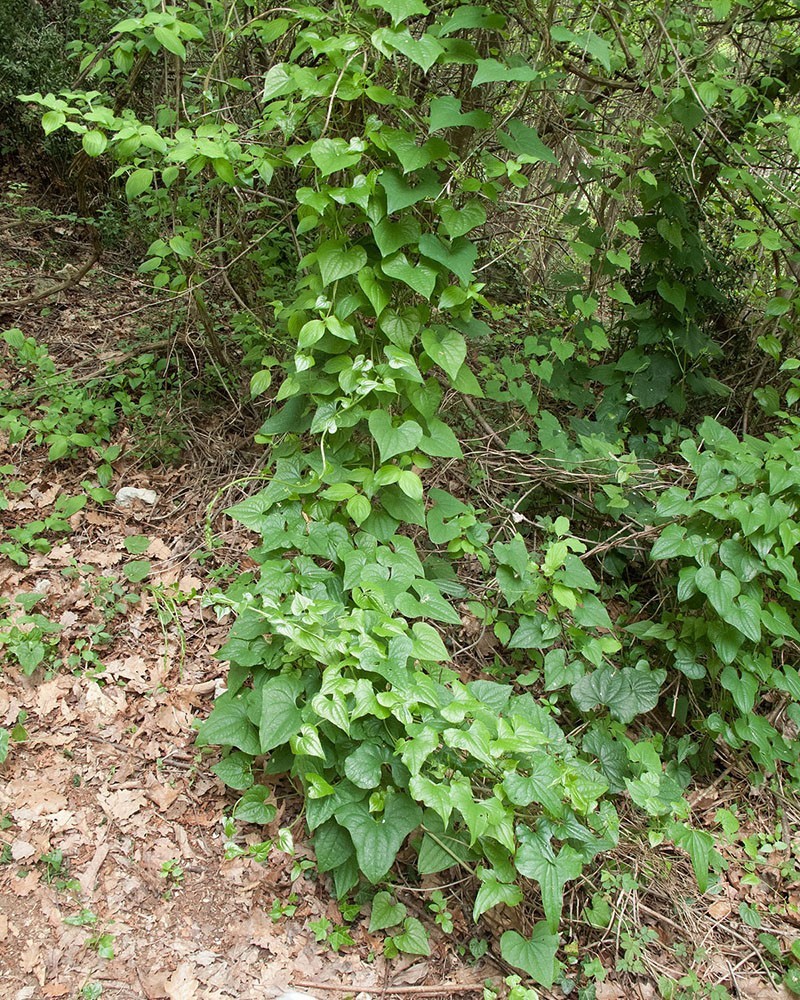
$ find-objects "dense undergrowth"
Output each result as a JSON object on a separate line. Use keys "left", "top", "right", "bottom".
{"left": 5, "top": 0, "right": 800, "bottom": 994}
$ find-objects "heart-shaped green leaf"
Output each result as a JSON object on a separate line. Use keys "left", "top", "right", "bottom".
{"left": 368, "top": 410, "right": 423, "bottom": 461}
{"left": 317, "top": 241, "right": 367, "bottom": 286}
{"left": 500, "top": 926, "right": 560, "bottom": 987}
{"left": 421, "top": 327, "right": 466, "bottom": 381}
{"left": 259, "top": 674, "right": 303, "bottom": 752}
{"left": 335, "top": 794, "right": 422, "bottom": 883}
{"left": 381, "top": 253, "right": 437, "bottom": 299}
{"left": 418, "top": 234, "right": 476, "bottom": 284}
{"left": 439, "top": 200, "right": 487, "bottom": 239}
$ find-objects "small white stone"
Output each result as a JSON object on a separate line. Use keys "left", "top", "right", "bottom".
{"left": 115, "top": 487, "right": 159, "bottom": 507}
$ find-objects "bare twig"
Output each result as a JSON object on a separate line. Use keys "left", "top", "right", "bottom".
{"left": 0, "top": 250, "right": 99, "bottom": 312}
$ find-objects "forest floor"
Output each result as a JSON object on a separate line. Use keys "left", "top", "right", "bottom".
{"left": 0, "top": 185, "right": 494, "bottom": 1000}
{"left": 0, "top": 183, "right": 798, "bottom": 1000}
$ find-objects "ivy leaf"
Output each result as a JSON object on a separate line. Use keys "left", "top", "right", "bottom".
{"left": 418, "top": 234, "right": 476, "bottom": 284}
{"left": 313, "top": 819, "right": 355, "bottom": 874}
{"left": 310, "top": 137, "right": 362, "bottom": 176}
{"left": 211, "top": 751, "right": 253, "bottom": 790}
{"left": 570, "top": 665, "right": 666, "bottom": 724}
{"left": 515, "top": 831, "right": 583, "bottom": 930}
{"left": 439, "top": 200, "right": 486, "bottom": 239}
{"left": 418, "top": 417, "right": 462, "bottom": 458}
{"left": 259, "top": 675, "right": 303, "bottom": 752}
{"left": 694, "top": 565, "right": 740, "bottom": 617}
{"left": 500, "top": 926, "right": 560, "bottom": 987}
{"left": 392, "top": 917, "right": 430, "bottom": 955}
{"left": 474, "top": 871, "right": 523, "bottom": 921}
{"left": 410, "top": 621, "right": 450, "bottom": 661}
{"left": 421, "top": 327, "right": 466, "bottom": 380}
{"left": 233, "top": 784, "right": 277, "bottom": 824}
{"left": 656, "top": 278, "right": 686, "bottom": 314}
{"left": 379, "top": 168, "right": 439, "bottom": 213}
{"left": 335, "top": 794, "right": 422, "bottom": 883}
{"left": 197, "top": 695, "right": 260, "bottom": 755}
{"left": 369, "top": 891, "right": 407, "bottom": 931}
{"left": 365, "top": 0, "right": 429, "bottom": 25}
{"left": 472, "top": 59, "right": 539, "bottom": 85}
{"left": 317, "top": 241, "right": 368, "bottom": 286}
{"left": 368, "top": 410, "right": 423, "bottom": 462}
{"left": 358, "top": 267, "right": 392, "bottom": 318}
{"left": 429, "top": 96, "right": 491, "bottom": 133}
{"left": 373, "top": 216, "right": 421, "bottom": 257}
{"left": 381, "top": 252, "right": 437, "bottom": 299}
{"left": 382, "top": 29, "right": 443, "bottom": 73}
{"left": 344, "top": 742, "right": 388, "bottom": 789}
{"left": 498, "top": 121, "right": 558, "bottom": 164}
{"left": 668, "top": 821, "right": 714, "bottom": 893}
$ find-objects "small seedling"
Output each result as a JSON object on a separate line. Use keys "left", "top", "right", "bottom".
{"left": 159, "top": 858, "right": 184, "bottom": 885}
{"left": 428, "top": 889, "right": 454, "bottom": 933}
{"left": 270, "top": 893, "right": 299, "bottom": 921}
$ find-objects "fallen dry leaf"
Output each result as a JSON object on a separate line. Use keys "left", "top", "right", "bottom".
{"left": 165, "top": 961, "right": 200, "bottom": 1000}
{"left": 101, "top": 789, "right": 148, "bottom": 821}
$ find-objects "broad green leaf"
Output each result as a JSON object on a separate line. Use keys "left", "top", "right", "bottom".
{"left": 335, "top": 794, "right": 422, "bottom": 883}
{"left": 418, "top": 417, "right": 462, "bottom": 458}
{"left": 154, "top": 24, "right": 187, "bottom": 60}
{"left": 379, "top": 168, "right": 439, "bottom": 213}
{"left": 498, "top": 121, "right": 558, "bottom": 164}
{"left": 310, "top": 137, "right": 362, "bottom": 176}
{"left": 392, "top": 917, "right": 430, "bottom": 955}
{"left": 474, "top": 872, "right": 523, "bottom": 921}
{"left": 317, "top": 241, "right": 368, "bottom": 286}
{"left": 125, "top": 168, "right": 154, "bottom": 200}
{"left": 123, "top": 534, "right": 150, "bottom": 554}
{"left": 381, "top": 252, "right": 437, "bottom": 298}
{"left": 429, "top": 96, "right": 491, "bottom": 133}
{"left": 694, "top": 565, "right": 740, "bottom": 617}
{"left": 500, "top": 926, "right": 560, "bottom": 987}
{"left": 82, "top": 130, "right": 107, "bottom": 157}
{"left": 345, "top": 743, "right": 388, "bottom": 788}
{"left": 233, "top": 784, "right": 277, "bottom": 824}
{"left": 669, "top": 821, "right": 714, "bottom": 893}
{"left": 365, "top": 0, "right": 429, "bottom": 25}
{"left": 259, "top": 675, "right": 303, "bottom": 752}
{"left": 313, "top": 819, "right": 354, "bottom": 873}
{"left": 347, "top": 494, "right": 371, "bottom": 525}
{"left": 439, "top": 200, "right": 486, "bottom": 239}
{"left": 369, "top": 891, "right": 407, "bottom": 931}
{"left": 123, "top": 560, "right": 151, "bottom": 582}
{"left": 368, "top": 410, "right": 423, "bottom": 462}
{"left": 418, "top": 234, "right": 476, "bottom": 284}
{"left": 196, "top": 696, "right": 260, "bottom": 755}
{"left": 381, "top": 29, "right": 443, "bottom": 73}
{"left": 211, "top": 751, "right": 253, "bottom": 790}
{"left": 421, "top": 327, "right": 466, "bottom": 381}
{"left": 515, "top": 831, "right": 583, "bottom": 930}
{"left": 472, "top": 59, "right": 539, "bottom": 86}
{"left": 373, "top": 216, "right": 421, "bottom": 257}
{"left": 357, "top": 267, "right": 390, "bottom": 317}
{"left": 42, "top": 111, "right": 66, "bottom": 135}
{"left": 657, "top": 278, "right": 686, "bottom": 313}
{"left": 410, "top": 621, "right": 450, "bottom": 661}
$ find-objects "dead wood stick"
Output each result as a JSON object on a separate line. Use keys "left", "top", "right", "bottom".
{"left": 0, "top": 250, "right": 99, "bottom": 311}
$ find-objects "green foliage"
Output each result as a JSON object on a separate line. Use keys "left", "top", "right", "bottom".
{"left": 1, "top": 328, "right": 184, "bottom": 472}
{"left": 31, "top": 0, "right": 800, "bottom": 984}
